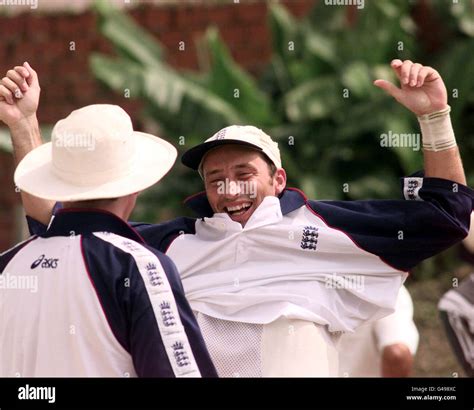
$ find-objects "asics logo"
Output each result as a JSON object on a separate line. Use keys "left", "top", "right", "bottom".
{"left": 31, "top": 254, "right": 59, "bottom": 269}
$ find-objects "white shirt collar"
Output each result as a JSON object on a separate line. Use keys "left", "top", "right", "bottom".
{"left": 203, "top": 195, "right": 283, "bottom": 233}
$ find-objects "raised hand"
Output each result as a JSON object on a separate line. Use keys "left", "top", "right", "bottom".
{"left": 374, "top": 59, "right": 448, "bottom": 116}
{"left": 0, "top": 62, "right": 41, "bottom": 127}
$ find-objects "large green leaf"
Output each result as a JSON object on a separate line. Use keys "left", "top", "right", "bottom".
{"left": 340, "top": 61, "right": 374, "bottom": 99}
{"left": 90, "top": 54, "right": 143, "bottom": 95}
{"left": 267, "top": 3, "right": 305, "bottom": 91}
{"left": 333, "top": 98, "right": 388, "bottom": 140}
{"left": 303, "top": 28, "right": 340, "bottom": 69}
{"left": 93, "top": 0, "right": 164, "bottom": 66}
{"left": 201, "top": 27, "right": 276, "bottom": 126}
{"left": 338, "top": 1, "right": 416, "bottom": 65}
{"left": 283, "top": 76, "right": 340, "bottom": 122}
{"left": 90, "top": 54, "right": 244, "bottom": 139}
{"left": 268, "top": 3, "right": 301, "bottom": 62}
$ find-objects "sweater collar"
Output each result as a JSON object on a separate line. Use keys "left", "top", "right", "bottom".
{"left": 43, "top": 208, "right": 145, "bottom": 243}
{"left": 183, "top": 187, "right": 308, "bottom": 219}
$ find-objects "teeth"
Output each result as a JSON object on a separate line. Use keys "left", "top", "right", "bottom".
{"left": 226, "top": 203, "right": 251, "bottom": 212}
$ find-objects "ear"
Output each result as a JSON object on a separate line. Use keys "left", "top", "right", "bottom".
{"left": 274, "top": 168, "right": 287, "bottom": 196}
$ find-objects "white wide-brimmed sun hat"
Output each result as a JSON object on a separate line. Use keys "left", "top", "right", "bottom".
{"left": 14, "top": 104, "right": 177, "bottom": 202}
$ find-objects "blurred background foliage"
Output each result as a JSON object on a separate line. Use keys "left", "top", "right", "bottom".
{"left": 90, "top": 0, "right": 474, "bottom": 279}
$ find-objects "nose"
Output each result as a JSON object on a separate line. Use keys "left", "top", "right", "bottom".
{"left": 223, "top": 179, "right": 242, "bottom": 199}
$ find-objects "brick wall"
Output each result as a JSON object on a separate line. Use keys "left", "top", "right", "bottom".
{"left": 0, "top": 0, "right": 316, "bottom": 250}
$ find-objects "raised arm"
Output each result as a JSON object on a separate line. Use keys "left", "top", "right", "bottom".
{"left": 0, "top": 62, "right": 54, "bottom": 225}
{"left": 374, "top": 59, "right": 466, "bottom": 185}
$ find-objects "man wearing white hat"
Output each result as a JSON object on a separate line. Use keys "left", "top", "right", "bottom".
{"left": 1, "top": 60, "right": 474, "bottom": 377}
{"left": 0, "top": 101, "right": 217, "bottom": 377}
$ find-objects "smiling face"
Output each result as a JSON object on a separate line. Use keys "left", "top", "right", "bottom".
{"left": 202, "top": 145, "right": 286, "bottom": 226}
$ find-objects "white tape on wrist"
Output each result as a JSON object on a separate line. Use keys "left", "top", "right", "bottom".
{"left": 418, "top": 105, "right": 457, "bottom": 152}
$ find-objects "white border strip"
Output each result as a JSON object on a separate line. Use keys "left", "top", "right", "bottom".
{"left": 94, "top": 232, "right": 201, "bottom": 377}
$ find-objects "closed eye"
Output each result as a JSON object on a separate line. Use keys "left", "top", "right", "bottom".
{"left": 209, "top": 178, "right": 224, "bottom": 185}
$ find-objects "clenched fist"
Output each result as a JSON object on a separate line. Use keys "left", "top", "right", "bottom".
{"left": 0, "top": 62, "right": 40, "bottom": 128}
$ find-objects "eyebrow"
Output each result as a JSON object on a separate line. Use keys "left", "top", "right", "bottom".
{"left": 205, "top": 163, "right": 257, "bottom": 179}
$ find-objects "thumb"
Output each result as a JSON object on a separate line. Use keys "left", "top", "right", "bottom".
{"left": 373, "top": 79, "right": 402, "bottom": 101}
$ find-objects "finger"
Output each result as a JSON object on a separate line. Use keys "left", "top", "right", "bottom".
{"left": 416, "top": 67, "right": 431, "bottom": 87}
{"left": 408, "top": 63, "right": 422, "bottom": 87}
{"left": 14, "top": 66, "right": 30, "bottom": 91}
{"left": 373, "top": 79, "right": 402, "bottom": 101}
{"left": 14, "top": 65, "right": 30, "bottom": 78}
{"left": 400, "top": 60, "right": 413, "bottom": 85}
{"left": 425, "top": 67, "right": 441, "bottom": 83}
{"left": 23, "top": 62, "right": 38, "bottom": 87}
{"left": 1, "top": 77, "right": 23, "bottom": 98}
{"left": 0, "top": 84, "right": 14, "bottom": 104}
{"left": 6, "top": 69, "right": 28, "bottom": 92}
{"left": 391, "top": 59, "right": 403, "bottom": 68}
{"left": 390, "top": 59, "right": 403, "bottom": 82}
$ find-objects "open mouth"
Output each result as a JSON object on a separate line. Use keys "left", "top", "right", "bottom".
{"left": 225, "top": 202, "right": 252, "bottom": 217}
